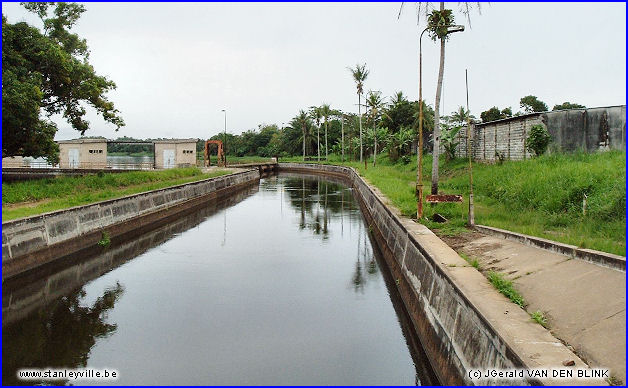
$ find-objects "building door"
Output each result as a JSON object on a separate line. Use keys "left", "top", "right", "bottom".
{"left": 163, "top": 149, "right": 175, "bottom": 169}
{"left": 69, "top": 149, "right": 79, "bottom": 168}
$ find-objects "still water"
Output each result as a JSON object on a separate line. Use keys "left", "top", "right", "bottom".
{"left": 2, "top": 174, "right": 436, "bottom": 385}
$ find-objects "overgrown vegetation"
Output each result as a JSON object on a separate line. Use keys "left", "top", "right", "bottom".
{"left": 97, "top": 231, "right": 111, "bottom": 248}
{"left": 487, "top": 271, "right": 526, "bottom": 308}
{"left": 525, "top": 124, "right": 552, "bottom": 156}
{"left": 2, "top": 168, "right": 231, "bottom": 221}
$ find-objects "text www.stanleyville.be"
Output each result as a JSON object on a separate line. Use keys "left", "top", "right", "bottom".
{"left": 18, "top": 368, "right": 119, "bottom": 381}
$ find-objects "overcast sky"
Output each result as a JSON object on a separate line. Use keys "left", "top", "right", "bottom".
{"left": 3, "top": 2, "right": 626, "bottom": 141}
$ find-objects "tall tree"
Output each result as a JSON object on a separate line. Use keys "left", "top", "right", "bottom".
{"left": 309, "top": 106, "right": 323, "bottom": 161}
{"left": 291, "top": 110, "right": 311, "bottom": 161}
{"left": 320, "top": 103, "right": 332, "bottom": 160}
{"left": 520, "top": 95, "right": 548, "bottom": 113}
{"left": 2, "top": 3, "right": 124, "bottom": 162}
{"left": 348, "top": 63, "right": 369, "bottom": 162}
{"left": 366, "top": 90, "right": 386, "bottom": 166}
{"left": 399, "top": 2, "right": 480, "bottom": 195}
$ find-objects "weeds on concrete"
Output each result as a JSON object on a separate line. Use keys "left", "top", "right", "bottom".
{"left": 97, "top": 231, "right": 111, "bottom": 248}
{"left": 530, "top": 311, "right": 547, "bottom": 328}
{"left": 487, "top": 271, "right": 525, "bottom": 308}
{"left": 460, "top": 252, "right": 481, "bottom": 270}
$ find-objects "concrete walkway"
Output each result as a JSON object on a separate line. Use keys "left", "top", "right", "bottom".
{"left": 441, "top": 231, "right": 626, "bottom": 385}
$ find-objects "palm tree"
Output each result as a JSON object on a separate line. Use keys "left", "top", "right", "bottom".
{"left": 348, "top": 63, "right": 369, "bottom": 162}
{"left": 399, "top": 2, "right": 480, "bottom": 195}
{"left": 331, "top": 109, "right": 345, "bottom": 162}
{"left": 391, "top": 91, "right": 406, "bottom": 106}
{"left": 366, "top": 90, "right": 386, "bottom": 166}
{"left": 291, "top": 110, "right": 311, "bottom": 161}
{"left": 320, "top": 104, "right": 332, "bottom": 160}
{"left": 309, "top": 106, "right": 323, "bottom": 162}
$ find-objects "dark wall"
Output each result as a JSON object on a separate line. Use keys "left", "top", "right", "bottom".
{"left": 543, "top": 105, "right": 625, "bottom": 152}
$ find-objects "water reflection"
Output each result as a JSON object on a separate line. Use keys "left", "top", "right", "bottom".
{"left": 3, "top": 175, "right": 436, "bottom": 385}
{"left": 2, "top": 283, "right": 124, "bottom": 386}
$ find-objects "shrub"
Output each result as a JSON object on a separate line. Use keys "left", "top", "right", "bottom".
{"left": 526, "top": 124, "right": 551, "bottom": 156}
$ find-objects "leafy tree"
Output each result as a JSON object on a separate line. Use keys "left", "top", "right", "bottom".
{"left": 348, "top": 63, "right": 369, "bottom": 162}
{"left": 480, "top": 106, "right": 512, "bottom": 122}
{"left": 525, "top": 124, "right": 552, "bottom": 156}
{"left": 386, "top": 126, "right": 414, "bottom": 162}
{"left": 520, "top": 95, "right": 548, "bottom": 113}
{"left": 552, "top": 102, "right": 586, "bottom": 111}
{"left": 2, "top": 3, "right": 124, "bottom": 163}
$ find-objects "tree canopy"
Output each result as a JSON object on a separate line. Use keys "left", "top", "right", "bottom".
{"left": 480, "top": 106, "right": 512, "bottom": 123}
{"left": 519, "top": 95, "right": 548, "bottom": 113}
{"left": 2, "top": 3, "right": 124, "bottom": 162}
{"left": 552, "top": 102, "right": 586, "bottom": 111}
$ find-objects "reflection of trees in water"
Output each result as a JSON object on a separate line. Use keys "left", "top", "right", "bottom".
{"left": 350, "top": 221, "right": 379, "bottom": 294}
{"left": 282, "top": 176, "right": 358, "bottom": 239}
{"left": 2, "top": 282, "right": 124, "bottom": 386}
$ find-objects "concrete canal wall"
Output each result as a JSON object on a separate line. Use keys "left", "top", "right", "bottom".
{"left": 2, "top": 169, "right": 259, "bottom": 279}
{"left": 278, "top": 163, "right": 599, "bottom": 386}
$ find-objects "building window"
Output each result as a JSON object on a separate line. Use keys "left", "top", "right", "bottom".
{"left": 88, "top": 149, "right": 103, "bottom": 154}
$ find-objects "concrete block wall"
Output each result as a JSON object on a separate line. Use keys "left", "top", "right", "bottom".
{"left": 2, "top": 169, "right": 259, "bottom": 278}
{"left": 447, "top": 105, "right": 625, "bottom": 162}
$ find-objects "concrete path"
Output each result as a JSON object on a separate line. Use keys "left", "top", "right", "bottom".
{"left": 440, "top": 231, "right": 626, "bottom": 385}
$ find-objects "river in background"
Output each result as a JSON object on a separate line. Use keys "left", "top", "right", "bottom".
{"left": 2, "top": 174, "right": 436, "bottom": 385}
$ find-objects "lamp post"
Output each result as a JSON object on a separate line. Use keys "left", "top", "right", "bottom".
{"left": 221, "top": 109, "right": 227, "bottom": 166}
{"left": 416, "top": 24, "right": 464, "bottom": 220}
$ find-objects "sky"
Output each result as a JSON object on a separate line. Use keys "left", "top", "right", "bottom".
{"left": 2, "top": 2, "right": 626, "bottom": 141}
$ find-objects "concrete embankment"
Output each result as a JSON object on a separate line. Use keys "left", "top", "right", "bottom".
{"left": 2, "top": 169, "right": 259, "bottom": 280}
{"left": 279, "top": 163, "right": 605, "bottom": 386}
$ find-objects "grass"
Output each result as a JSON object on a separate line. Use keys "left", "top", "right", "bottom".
{"left": 530, "top": 310, "right": 548, "bottom": 328}
{"left": 226, "top": 155, "right": 276, "bottom": 164}
{"left": 460, "top": 252, "right": 481, "bottom": 269}
{"left": 280, "top": 151, "right": 625, "bottom": 255}
{"left": 487, "top": 271, "right": 526, "bottom": 308}
{"left": 2, "top": 167, "right": 231, "bottom": 221}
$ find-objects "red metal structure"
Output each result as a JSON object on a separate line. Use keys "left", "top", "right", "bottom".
{"left": 204, "top": 140, "right": 225, "bottom": 167}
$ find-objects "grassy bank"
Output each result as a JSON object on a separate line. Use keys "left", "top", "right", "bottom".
{"left": 281, "top": 151, "right": 625, "bottom": 255}
{"left": 2, "top": 168, "right": 231, "bottom": 221}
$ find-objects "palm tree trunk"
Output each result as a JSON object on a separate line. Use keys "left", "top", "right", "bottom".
{"left": 341, "top": 116, "right": 345, "bottom": 162}
{"left": 317, "top": 126, "right": 320, "bottom": 162}
{"left": 325, "top": 119, "right": 328, "bottom": 160}
{"left": 302, "top": 127, "right": 306, "bottom": 162}
{"left": 358, "top": 94, "right": 363, "bottom": 162}
{"left": 373, "top": 133, "right": 377, "bottom": 166}
{"left": 431, "top": 3, "right": 446, "bottom": 195}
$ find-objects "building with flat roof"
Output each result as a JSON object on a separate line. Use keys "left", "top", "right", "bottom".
{"left": 153, "top": 139, "right": 197, "bottom": 169}
{"left": 58, "top": 139, "right": 107, "bottom": 169}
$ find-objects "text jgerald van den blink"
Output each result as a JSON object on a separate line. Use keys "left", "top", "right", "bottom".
{"left": 472, "top": 368, "right": 609, "bottom": 380}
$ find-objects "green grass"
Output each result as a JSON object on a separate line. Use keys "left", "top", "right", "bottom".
{"left": 487, "top": 271, "right": 526, "bottom": 308}
{"left": 2, "top": 168, "right": 231, "bottom": 221}
{"left": 226, "top": 155, "right": 276, "bottom": 164}
{"left": 460, "top": 252, "right": 481, "bottom": 269}
{"left": 279, "top": 151, "right": 625, "bottom": 255}
{"left": 530, "top": 310, "right": 548, "bottom": 328}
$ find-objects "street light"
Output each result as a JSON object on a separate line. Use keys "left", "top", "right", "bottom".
{"left": 221, "top": 109, "right": 227, "bottom": 166}
{"left": 416, "top": 24, "right": 464, "bottom": 220}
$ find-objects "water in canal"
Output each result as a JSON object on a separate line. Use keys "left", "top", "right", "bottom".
{"left": 2, "top": 174, "right": 436, "bottom": 385}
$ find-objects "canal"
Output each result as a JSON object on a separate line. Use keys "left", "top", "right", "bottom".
{"left": 2, "top": 174, "right": 436, "bottom": 385}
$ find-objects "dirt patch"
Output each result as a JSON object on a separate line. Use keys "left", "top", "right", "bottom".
{"left": 435, "top": 229, "right": 485, "bottom": 251}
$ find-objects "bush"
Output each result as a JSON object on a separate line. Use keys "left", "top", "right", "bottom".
{"left": 526, "top": 124, "right": 551, "bottom": 156}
